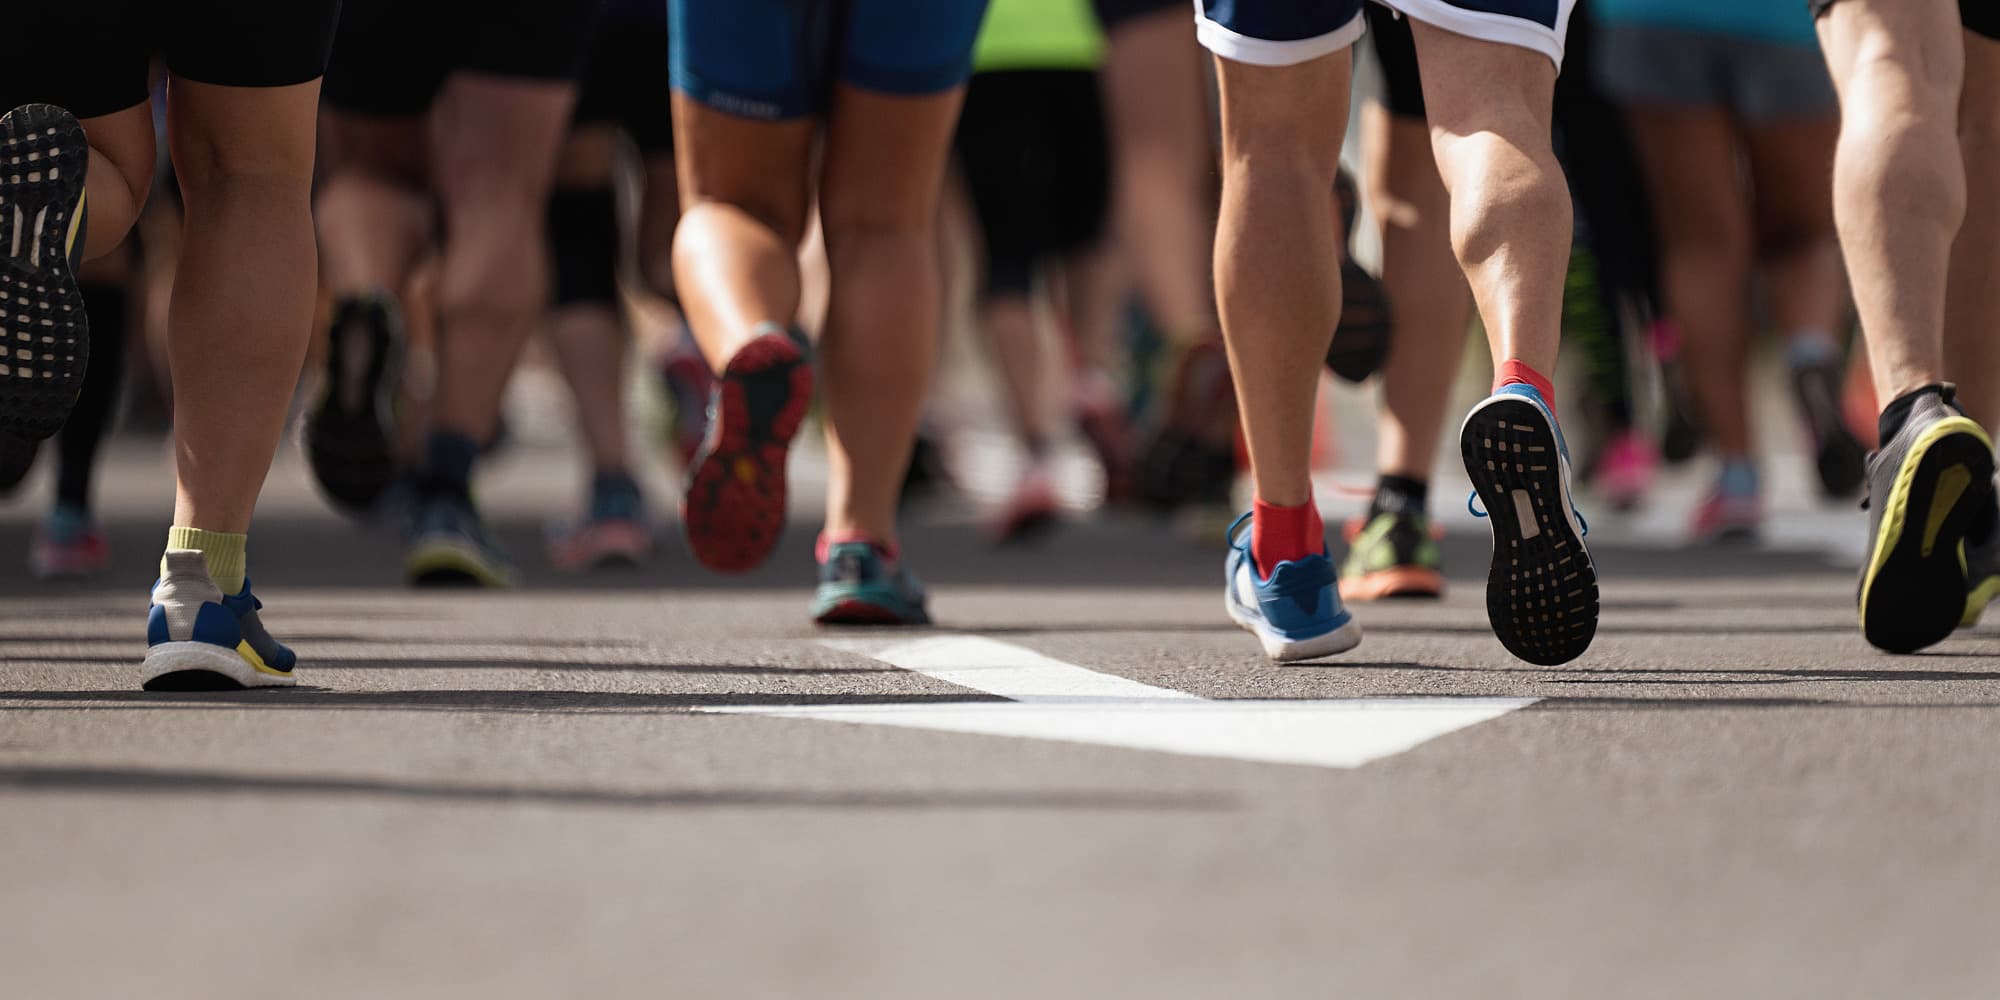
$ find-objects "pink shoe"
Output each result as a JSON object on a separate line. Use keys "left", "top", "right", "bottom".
{"left": 1690, "top": 490, "right": 1762, "bottom": 545}
{"left": 1593, "top": 429, "right": 1658, "bottom": 512}
{"left": 989, "top": 462, "right": 1061, "bottom": 546}
{"left": 31, "top": 511, "right": 109, "bottom": 580}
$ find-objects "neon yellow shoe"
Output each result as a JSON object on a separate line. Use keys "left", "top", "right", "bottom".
{"left": 1858, "top": 387, "right": 1995, "bottom": 652}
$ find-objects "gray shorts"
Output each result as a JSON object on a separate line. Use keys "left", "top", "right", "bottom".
{"left": 1593, "top": 22, "right": 1837, "bottom": 122}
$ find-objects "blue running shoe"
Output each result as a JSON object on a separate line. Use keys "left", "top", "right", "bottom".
{"left": 406, "top": 492, "right": 515, "bottom": 587}
{"left": 814, "top": 540, "right": 931, "bottom": 626}
{"left": 1224, "top": 513, "right": 1362, "bottom": 662}
{"left": 1460, "top": 383, "right": 1599, "bottom": 665}
{"left": 143, "top": 550, "right": 297, "bottom": 690}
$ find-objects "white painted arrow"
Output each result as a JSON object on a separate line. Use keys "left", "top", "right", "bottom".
{"left": 698, "top": 635, "right": 1535, "bottom": 770}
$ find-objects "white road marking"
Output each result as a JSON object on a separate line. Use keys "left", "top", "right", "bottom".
{"left": 699, "top": 635, "right": 1535, "bottom": 770}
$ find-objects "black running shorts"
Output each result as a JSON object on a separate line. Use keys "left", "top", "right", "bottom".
{"left": 322, "top": 0, "right": 605, "bottom": 117}
{"left": 1366, "top": 5, "right": 1426, "bottom": 120}
{"left": 1809, "top": 0, "right": 1999, "bottom": 40}
{"left": 954, "top": 70, "right": 1111, "bottom": 295}
{"left": 0, "top": 0, "right": 342, "bottom": 120}
{"left": 572, "top": 12, "right": 674, "bottom": 154}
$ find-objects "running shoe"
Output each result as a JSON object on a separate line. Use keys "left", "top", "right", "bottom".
{"left": 306, "top": 295, "right": 404, "bottom": 513}
{"left": 658, "top": 344, "right": 715, "bottom": 470}
{"left": 1224, "top": 513, "right": 1361, "bottom": 661}
{"left": 1339, "top": 511, "right": 1444, "bottom": 601}
{"left": 1791, "top": 357, "right": 1867, "bottom": 499}
{"left": 814, "top": 540, "right": 931, "bottom": 626}
{"left": 0, "top": 104, "right": 90, "bottom": 442}
{"left": 1689, "top": 487, "right": 1761, "bottom": 545}
{"left": 990, "top": 460, "right": 1061, "bottom": 545}
{"left": 547, "top": 474, "right": 652, "bottom": 572}
{"left": 683, "top": 326, "right": 813, "bottom": 573}
{"left": 1857, "top": 386, "right": 1994, "bottom": 652}
{"left": 1072, "top": 368, "right": 1135, "bottom": 505}
{"left": 0, "top": 431, "right": 37, "bottom": 493}
{"left": 1591, "top": 428, "right": 1656, "bottom": 512}
{"left": 143, "top": 551, "right": 296, "bottom": 691}
{"left": 406, "top": 492, "right": 515, "bottom": 587}
{"left": 31, "top": 503, "right": 107, "bottom": 579}
{"left": 1961, "top": 491, "right": 2000, "bottom": 629}
{"left": 1460, "top": 384, "right": 1599, "bottom": 665}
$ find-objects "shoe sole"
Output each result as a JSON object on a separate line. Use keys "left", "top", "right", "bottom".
{"left": 1340, "top": 566, "right": 1445, "bottom": 602}
{"left": 0, "top": 104, "right": 89, "bottom": 442}
{"left": 407, "top": 538, "right": 515, "bottom": 588}
{"left": 682, "top": 333, "right": 811, "bottom": 573}
{"left": 1860, "top": 418, "right": 1994, "bottom": 653}
{"left": 1964, "top": 574, "right": 2000, "bottom": 629}
{"left": 1224, "top": 598, "right": 1363, "bottom": 662}
{"left": 814, "top": 596, "right": 932, "bottom": 627}
{"left": 306, "top": 304, "right": 400, "bottom": 513}
{"left": 143, "top": 641, "right": 296, "bottom": 691}
{"left": 1461, "top": 396, "right": 1600, "bottom": 666}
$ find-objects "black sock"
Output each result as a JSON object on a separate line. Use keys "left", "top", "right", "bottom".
{"left": 1877, "top": 383, "right": 1952, "bottom": 444}
{"left": 417, "top": 430, "right": 480, "bottom": 502}
{"left": 1370, "top": 474, "right": 1429, "bottom": 519}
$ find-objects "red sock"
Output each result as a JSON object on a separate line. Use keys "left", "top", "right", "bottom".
{"left": 1495, "top": 359, "right": 1556, "bottom": 419}
{"left": 1251, "top": 498, "right": 1323, "bottom": 573}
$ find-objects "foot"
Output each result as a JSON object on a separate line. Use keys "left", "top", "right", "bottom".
{"left": 1339, "top": 511, "right": 1444, "bottom": 601}
{"left": 547, "top": 475, "right": 652, "bottom": 572}
{"left": 990, "top": 461, "right": 1060, "bottom": 546}
{"left": 1858, "top": 386, "right": 1995, "bottom": 653}
{"left": 144, "top": 551, "right": 296, "bottom": 690}
{"left": 1591, "top": 429, "right": 1656, "bottom": 512}
{"left": 1460, "top": 384, "right": 1600, "bottom": 665}
{"left": 406, "top": 492, "right": 515, "bottom": 587}
{"left": 682, "top": 327, "right": 813, "bottom": 573}
{"left": 1225, "top": 513, "right": 1361, "bottom": 662}
{"left": 1791, "top": 358, "right": 1867, "bottom": 500}
{"left": 1689, "top": 488, "right": 1761, "bottom": 545}
{"left": 814, "top": 540, "right": 931, "bottom": 626}
{"left": 658, "top": 345, "right": 716, "bottom": 471}
{"left": 306, "top": 295, "right": 405, "bottom": 513}
{"left": 31, "top": 504, "right": 107, "bottom": 579}
{"left": 0, "top": 104, "right": 90, "bottom": 442}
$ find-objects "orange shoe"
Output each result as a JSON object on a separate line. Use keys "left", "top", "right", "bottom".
{"left": 1338, "top": 511, "right": 1444, "bottom": 601}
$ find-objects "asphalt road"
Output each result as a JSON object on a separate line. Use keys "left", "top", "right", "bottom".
{"left": 4, "top": 441, "right": 1999, "bottom": 999}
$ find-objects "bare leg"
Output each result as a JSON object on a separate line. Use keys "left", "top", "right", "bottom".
{"left": 981, "top": 295, "right": 1055, "bottom": 452}
{"left": 1818, "top": 1, "right": 1967, "bottom": 403}
{"left": 427, "top": 74, "right": 576, "bottom": 443}
{"left": 164, "top": 78, "right": 321, "bottom": 532}
{"left": 1744, "top": 118, "right": 1847, "bottom": 343}
{"left": 1945, "top": 29, "right": 2000, "bottom": 433}
{"left": 75, "top": 104, "right": 155, "bottom": 262}
{"left": 1099, "top": 8, "right": 1216, "bottom": 340}
{"left": 818, "top": 85, "right": 966, "bottom": 544}
{"left": 669, "top": 96, "right": 814, "bottom": 368}
{"left": 637, "top": 152, "right": 683, "bottom": 304}
{"left": 1410, "top": 23, "right": 1569, "bottom": 378}
{"left": 1362, "top": 103, "right": 1472, "bottom": 481}
{"left": 1212, "top": 51, "right": 1351, "bottom": 508}
{"left": 546, "top": 126, "right": 631, "bottom": 475}
{"left": 314, "top": 113, "right": 432, "bottom": 296}
{"left": 1625, "top": 107, "right": 1754, "bottom": 458}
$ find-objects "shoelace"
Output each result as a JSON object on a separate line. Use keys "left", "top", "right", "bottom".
{"left": 1466, "top": 490, "right": 1589, "bottom": 537}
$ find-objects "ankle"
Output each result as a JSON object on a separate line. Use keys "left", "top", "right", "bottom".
{"left": 1251, "top": 497, "right": 1324, "bottom": 572}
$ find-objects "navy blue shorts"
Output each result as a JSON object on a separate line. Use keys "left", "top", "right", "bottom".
{"left": 670, "top": 0, "right": 990, "bottom": 121}
{"left": 1196, "top": 0, "right": 1577, "bottom": 68}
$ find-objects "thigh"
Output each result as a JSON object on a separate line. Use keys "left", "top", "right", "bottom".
{"left": 819, "top": 83, "right": 965, "bottom": 231}
{"left": 429, "top": 75, "right": 577, "bottom": 216}
{"left": 166, "top": 77, "right": 322, "bottom": 187}
{"left": 1815, "top": 0, "right": 1965, "bottom": 99}
{"left": 1621, "top": 107, "right": 1746, "bottom": 251}
{"left": 1380, "top": 0, "right": 1575, "bottom": 66}
{"left": 1740, "top": 115, "right": 1839, "bottom": 248}
{"left": 1407, "top": 18, "right": 1557, "bottom": 140}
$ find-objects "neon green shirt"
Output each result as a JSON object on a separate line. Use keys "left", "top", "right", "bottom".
{"left": 971, "top": 0, "right": 1104, "bottom": 73}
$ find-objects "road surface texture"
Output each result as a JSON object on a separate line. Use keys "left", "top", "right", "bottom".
{"left": 3, "top": 441, "right": 1998, "bottom": 999}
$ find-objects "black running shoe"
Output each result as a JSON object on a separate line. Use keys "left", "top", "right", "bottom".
{"left": 0, "top": 104, "right": 89, "bottom": 442}
{"left": 306, "top": 295, "right": 404, "bottom": 513}
{"left": 1858, "top": 386, "right": 1995, "bottom": 653}
{"left": 1327, "top": 169, "right": 1392, "bottom": 384}
{"left": 1791, "top": 358, "right": 1866, "bottom": 499}
{"left": 1137, "top": 338, "right": 1237, "bottom": 512}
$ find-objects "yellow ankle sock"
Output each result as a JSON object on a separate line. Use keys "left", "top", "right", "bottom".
{"left": 163, "top": 527, "right": 247, "bottom": 595}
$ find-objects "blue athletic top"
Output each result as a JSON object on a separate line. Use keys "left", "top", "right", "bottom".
{"left": 1593, "top": 0, "right": 1819, "bottom": 47}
